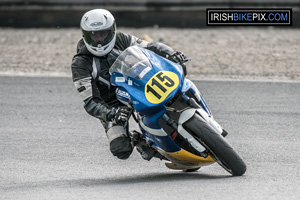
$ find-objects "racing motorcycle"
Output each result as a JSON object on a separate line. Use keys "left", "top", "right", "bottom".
{"left": 109, "top": 46, "right": 246, "bottom": 176}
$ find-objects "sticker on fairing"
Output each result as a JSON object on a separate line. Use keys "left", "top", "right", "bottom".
{"left": 145, "top": 71, "right": 179, "bottom": 104}
{"left": 115, "top": 77, "right": 125, "bottom": 82}
{"left": 128, "top": 79, "right": 132, "bottom": 86}
{"left": 116, "top": 88, "right": 130, "bottom": 99}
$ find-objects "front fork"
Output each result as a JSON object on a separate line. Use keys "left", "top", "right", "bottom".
{"left": 162, "top": 92, "right": 227, "bottom": 144}
{"left": 180, "top": 94, "right": 224, "bottom": 135}
{"left": 179, "top": 80, "right": 228, "bottom": 137}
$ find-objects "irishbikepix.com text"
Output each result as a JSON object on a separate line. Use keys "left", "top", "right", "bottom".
{"left": 207, "top": 9, "right": 292, "bottom": 26}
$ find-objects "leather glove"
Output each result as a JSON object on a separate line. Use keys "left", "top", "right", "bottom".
{"left": 166, "top": 51, "right": 187, "bottom": 64}
{"left": 166, "top": 51, "right": 188, "bottom": 76}
{"left": 106, "top": 106, "right": 131, "bottom": 125}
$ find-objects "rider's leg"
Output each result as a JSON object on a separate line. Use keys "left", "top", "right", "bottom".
{"left": 105, "top": 122, "right": 133, "bottom": 160}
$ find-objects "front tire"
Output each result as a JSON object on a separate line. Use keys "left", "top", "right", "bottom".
{"left": 184, "top": 114, "right": 247, "bottom": 176}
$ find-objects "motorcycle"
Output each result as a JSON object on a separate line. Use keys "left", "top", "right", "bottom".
{"left": 109, "top": 46, "right": 246, "bottom": 176}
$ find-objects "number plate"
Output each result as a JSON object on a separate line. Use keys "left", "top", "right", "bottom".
{"left": 145, "top": 71, "right": 179, "bottom": 104}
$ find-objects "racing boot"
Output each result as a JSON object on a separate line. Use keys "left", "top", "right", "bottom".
{"left": 131, "top": 130, "right": 155, "bottom": 161}
{"left": 106, "top": 125, "right": 133, "bottom": 160}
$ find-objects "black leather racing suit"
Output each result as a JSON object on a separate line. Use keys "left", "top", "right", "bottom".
{"left": 71, "top": 32, "right": 177, "bottom": 124}
{"left": 71, "top": 32, "right": 177, "bottom": 159}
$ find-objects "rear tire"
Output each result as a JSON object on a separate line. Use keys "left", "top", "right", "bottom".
{"left": 184, "top": 114, "right": 246, "bottom": 176}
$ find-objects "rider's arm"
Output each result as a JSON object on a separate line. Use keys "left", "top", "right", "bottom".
{"left": 145, "top": 42, "right": 176, "bottom": 58}
{"left": 117, "top": 32, "right": 187, "bottom": 75}
{"left": 116, "top": 32, "right": 176, "bottom": 58}
{"left": 71, "top": 42, "right": 111, "bottom": 121}
{"left": 133, "top": 36, "right": 176, "bottom": 57}
{"left": 125, "top": 33, "right": 187, "bottom": 75}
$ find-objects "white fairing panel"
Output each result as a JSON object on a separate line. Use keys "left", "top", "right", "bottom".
{"left": 177, "top": 108, "right": 206, "bottom": 152}
{"left": 196, "top": 108, "right": 223, "bottom": 135}
{"left": 140, "top": 120, "right": 168, "bottom": 137}
{"left": 178, "top": 108, "right": 223, "bottom": 135}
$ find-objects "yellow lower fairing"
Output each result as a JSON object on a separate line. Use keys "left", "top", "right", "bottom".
{"left": 158, "top": 149, "right": 215, "bottom": 169}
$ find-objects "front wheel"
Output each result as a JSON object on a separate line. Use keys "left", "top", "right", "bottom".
{"left": 184, "top": 114, "right": 247, "bottom": 176}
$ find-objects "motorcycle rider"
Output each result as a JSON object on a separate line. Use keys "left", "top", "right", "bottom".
{"left": 71, "top": 9, "right": 187, "bottom": 160}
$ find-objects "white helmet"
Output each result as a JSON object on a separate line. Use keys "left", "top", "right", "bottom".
{"left": 80, "top": 9, "right": 116, "bottom": 57}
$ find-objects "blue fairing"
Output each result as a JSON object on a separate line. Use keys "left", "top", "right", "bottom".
{"left": 181, "top": 79, "right": 211, "bottom": 115}
{"left": 111, "top": 48, "right": 184, "bottom": 116}
{"left": 139, "top": 124, "right": 181, "bottom": 153}
{"left": 142, "top": 108, "right": 166, "bottom": 129}
{"left": 110, "top": 47, "right": 185, "bottom": 153}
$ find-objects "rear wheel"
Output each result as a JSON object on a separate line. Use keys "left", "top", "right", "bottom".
{"left": 184, "top": 114, "right": 247, "bottom": 176}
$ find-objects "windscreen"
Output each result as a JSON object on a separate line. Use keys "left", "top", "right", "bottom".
{"left": 109, "top": 46, "right": 152, "bottom": 79}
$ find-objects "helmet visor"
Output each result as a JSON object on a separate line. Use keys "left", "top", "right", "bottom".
{"left": 82, "top": 27, "right": 115, "bottom": 47}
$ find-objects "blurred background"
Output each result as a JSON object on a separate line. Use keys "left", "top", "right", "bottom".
{"left": 1, "top": 0, "right": 299, "bottom": 28}
{"left": 1, "top": 1, "right": 299, "bottom": 80}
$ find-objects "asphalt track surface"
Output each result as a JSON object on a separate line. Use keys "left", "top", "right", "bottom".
{"left": 0, "top": 76, "right": 299, "bottom": 200}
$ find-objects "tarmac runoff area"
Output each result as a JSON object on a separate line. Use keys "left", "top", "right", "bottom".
{"left": 1, "top": 27, "right": 300, "bottom": 200}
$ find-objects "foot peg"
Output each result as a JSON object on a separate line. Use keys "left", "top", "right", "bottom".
{"left": 136, "top": 140, "right": 155, "bottom": 161}
{"left": 130, "top": 130, "right": 155, "bottom": 161}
